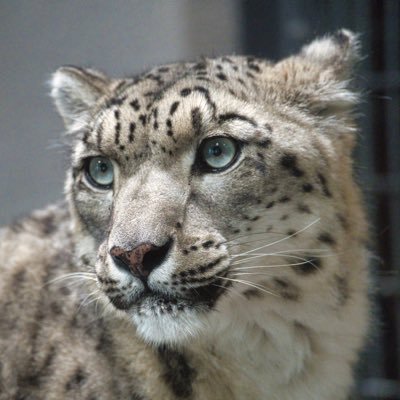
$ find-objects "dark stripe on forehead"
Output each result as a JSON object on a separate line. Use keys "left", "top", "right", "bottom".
{"left": 193, "top": 86, "right": 217, "bottom": 118}
{"left": 114, "top": 122, "right": 121, "bottom": 145}
{"left": 218, "top": 112, "right": 256, "bottom": 127}
{"left": 170, "top": 101, "right": 180, "bottom": 116}
{"left": 191, "top": 107, "right": 202, "bottom": 135}
{"left": 129, "top": 122, "right": 136, "bottom": 142}
{"left": 176, "top": 85, "right": 217, "bottom": 119}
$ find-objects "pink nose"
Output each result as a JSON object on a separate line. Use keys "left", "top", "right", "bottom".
{"left": 110, "top": 240, "right": 171, "bottom": 279}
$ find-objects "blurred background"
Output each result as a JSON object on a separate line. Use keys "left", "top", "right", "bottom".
{"left": 0, "top": 1, "right": 399, "bottom": 398}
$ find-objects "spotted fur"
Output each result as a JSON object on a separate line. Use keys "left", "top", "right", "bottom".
{"left": 0, "top": 30, "right": 370, "bottom": 399}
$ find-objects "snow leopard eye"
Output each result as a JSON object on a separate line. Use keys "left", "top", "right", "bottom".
{"left": 84, "top": 156, "right": 114, "bottom": 189}
{"left": 199, "top": 137, "right": 240, "bottom": 172}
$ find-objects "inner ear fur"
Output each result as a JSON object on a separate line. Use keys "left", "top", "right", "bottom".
{"left": 50, "top": 66, "right": 111, "bottom": 130}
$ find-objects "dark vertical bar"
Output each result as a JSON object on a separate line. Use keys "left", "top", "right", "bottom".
{"left": 383, "top": 0, "right": 400, "bottom": 388}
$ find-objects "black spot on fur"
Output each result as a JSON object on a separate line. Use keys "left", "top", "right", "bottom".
{"left": 280, "top": 154, "right": 304, "bottom": 177}
{"left": 180, "top": 88, "right": 192, "bottom": 97}
{"left": 65, "top": 368, "right": 86, "bottom": 391}
{"left": 318, "top": 173, "right": 332, "bottom": 197}
{"left": 216, "top": 72, "right": 227, "bottom": 81}
{"left": 115, "top": 122, "right": 121, "bottom": 145}
{"left": 170, "top": 101, "right": 180, "bottom": 116}
{"left": 109, "top": 294, "right": 129, "bottom": 310}
{"left": 202, "top": 257, "right": 225, "bottom": 272}
{"left": 129, "top": 122, "right": 136, "bottom": 142}
{"left": 273, "top": 278, "right": 300, "bottom": 300}
{"left": 139, "top": 114, "right": 147, "bottom": 126}
{"left": 279, "top": 196, "right": 291, "bottom": 203}
{"left": 202, "top": 240, "right": 214, "bottom": 249}
{"left": 158, "top": 346, "right": 196, "bottom": 398}
{"left": 295, "top": 257, "right": 322, "bottom": 275}
{"left": 82, "top": 129, "right": 90, "bottom": 143}
{"left": 248, "top": 63, "right": 261, "bottom": 73}
{"left": 37, "top": 213, "right": 57, "bottom": 236}
{"left": 265, "top": 201, "right": 275, "bottom": 209}
{"left": 106, "top": 95, "right": 127, "bottom": 107}
{"left": 318, "top": 232, "right": 336, "bottom": 246}
{"left": 302, "top": 183, "right": 314, "bottom": 192}
{"left": 246, "top": 71, "right": 255, "bottom": 79}
{"left": 297, "top": 203, "right": 311, "bottom": 214}
{"left": 256, "top": 138, "right": 272, "bottom": 148}
{"left": 265, "top": 123, "right": 273, "bottom": 132}
{"left": 130, "top": 99, "right": 141, "bottom": 111}
{"left": 193, "top": 62, "right": 207, "bottom": 71}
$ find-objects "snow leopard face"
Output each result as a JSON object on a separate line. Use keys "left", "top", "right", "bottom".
{"left": 51, "top": 30, "right": 364, "bottom": 344}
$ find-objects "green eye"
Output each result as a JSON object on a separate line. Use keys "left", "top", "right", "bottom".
{"left": 85, "top": 157, "right": 114, "bottom": 189}
{"left": 201, "top": 137, "right": 239, "bottom": 171}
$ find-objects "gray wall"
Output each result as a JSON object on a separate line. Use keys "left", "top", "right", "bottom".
{"left": 0, "top": 0, "right": 242, "bottom": 225}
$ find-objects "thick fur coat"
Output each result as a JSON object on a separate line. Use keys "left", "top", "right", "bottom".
{"left": 0, "top": 30, "right": 369, "bottom": 399}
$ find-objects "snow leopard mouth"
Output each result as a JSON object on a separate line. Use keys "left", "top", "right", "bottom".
{"left": 105, "top": 279, "right": 229, "bottom": 316}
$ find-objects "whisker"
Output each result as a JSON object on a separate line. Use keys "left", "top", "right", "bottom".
{"left": 231, "top": 253, "right": 314, "bottom": 266}
{"left": 240, "top": 218, "right": 320, "bottom": 256}
{"left": 76, "top": 290, "right": 100, "bottom": 314}
{"left": 211, "top": 283, "right": 246, "bottom": 300}
{"left": 232, "top": 248, "right": 331, "bottom": 258}
{"left": 82, "top": 293, "right": 102, "bottom": 309}
{"left": 230, "top": 246, "right": 334, "bottom": 266}
{"left": 231, "top": 259, "right": 317, "bottom": 271}
{"left": 230, "top": 272, "right": 275, "bottom": 277}
{"left": 223, "top": 230, "right": 289, "bottom": 246}
{"left": 45, "top": 272, "right": 97, "bottom": 288}
{"left": 216, "top": 275, "right": 279, "bottom": 297}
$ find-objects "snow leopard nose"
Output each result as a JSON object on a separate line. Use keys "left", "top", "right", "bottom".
{"left": 110, "top": 239, "right": 172, "bottom": 280}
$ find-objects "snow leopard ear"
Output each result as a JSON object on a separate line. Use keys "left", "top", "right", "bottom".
{"left": 51, "top": 66, "right": 110, "bottom": 130}
{"left": 299, "top": 29, "right": 361, "bottom": 81}
{"left": 272, "top": 29, "right": 361, "bottom": 121}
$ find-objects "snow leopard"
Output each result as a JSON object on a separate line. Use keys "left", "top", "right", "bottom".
{"left": 0, "top": 29, "right": 370, "bottom": 399}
